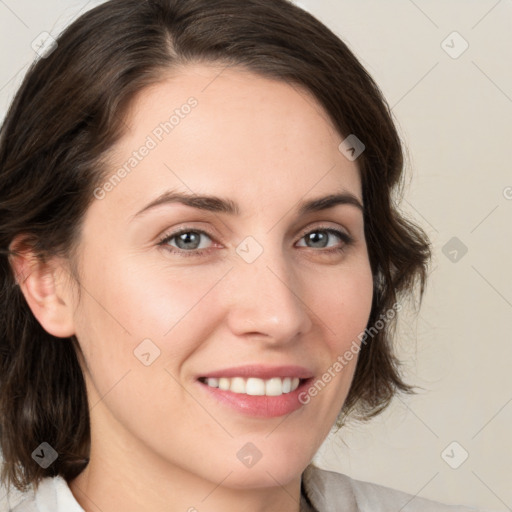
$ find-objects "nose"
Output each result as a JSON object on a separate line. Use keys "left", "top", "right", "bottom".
{"left": 223, "top": 244, "right": 313, "bottom": 345}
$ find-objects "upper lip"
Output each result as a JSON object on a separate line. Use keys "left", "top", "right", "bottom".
{"left": 198, "top": 365, "right": 314, "bottom": 380}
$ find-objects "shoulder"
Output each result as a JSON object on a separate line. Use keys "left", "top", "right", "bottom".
{"left": 2, "top": 475, "right": 84, "bottom": 512}
{"left": 302, "top": 464, "right": 486, "bottom": 512}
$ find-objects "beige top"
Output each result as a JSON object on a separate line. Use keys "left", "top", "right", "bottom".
{"left": 300, "top": 464, "right": 486, "bottom": 511}
{"left": 2, "top": 464, "right": 487, "bottom": 511}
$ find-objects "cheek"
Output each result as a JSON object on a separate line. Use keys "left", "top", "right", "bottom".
{"left": 74, "top": 247, "right": 229, "bottom": 370}
{"left": 310, "top": 259, "right": 374, "bottom": 350}
{"left": 71, "top": 251, "right": 222, "bottom": 432}
{"left": 302, "top": 260, "right": 374, "bottom": 406}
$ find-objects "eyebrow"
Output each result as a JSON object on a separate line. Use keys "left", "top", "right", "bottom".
{"left": 131, "top": 189, "right": 364, "bottom": 220}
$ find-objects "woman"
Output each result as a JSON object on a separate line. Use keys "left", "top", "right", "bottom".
{"left": 0, "top": 0, "right": 480, "bottom": 510}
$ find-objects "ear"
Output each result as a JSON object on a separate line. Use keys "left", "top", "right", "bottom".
{"left": 8, "top": 236, "right": 76, "bottom": 338}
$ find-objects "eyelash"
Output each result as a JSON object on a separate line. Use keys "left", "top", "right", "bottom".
{"left": 157, "top": 225, "right": 355, "bottom": 258}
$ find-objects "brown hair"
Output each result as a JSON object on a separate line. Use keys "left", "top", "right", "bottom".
{"left": 0, "top": 0, "right": 431, "bottom": 492}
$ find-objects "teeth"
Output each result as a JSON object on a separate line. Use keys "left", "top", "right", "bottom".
{"left": 218, "top": 377, "right": 230, "bottom": 390}
{"left": 282, "top": 378, "right": 292, "bottom": 393}
{"left": 231, "top": 377, "right": 245, "bottom": 393}
{"left": 204, "top": 376, "right": 301, "bottom": 396}
{"left": 264, "top": 377, "right": 283, "bottom": 396}
{"left": 246, "top": 377, "right": 265, "bottom": 395}
{"left": 207, "top": 377, "right": 219, "bottom": 388}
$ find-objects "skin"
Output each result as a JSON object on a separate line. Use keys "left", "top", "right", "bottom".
{"left": 12, "top": 64, "right": 374, "bottom": 512}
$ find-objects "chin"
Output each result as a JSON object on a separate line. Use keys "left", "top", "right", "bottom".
{"left": 218, "top": 456, "right": 308, "bottom": 490}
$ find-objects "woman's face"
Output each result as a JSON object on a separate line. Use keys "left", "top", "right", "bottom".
{"left": 70, "top": 64, "right": 374, "bottom": 489}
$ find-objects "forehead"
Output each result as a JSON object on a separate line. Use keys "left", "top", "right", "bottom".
{"left": 98, "top": 63, "right": 362, "bottom": 219}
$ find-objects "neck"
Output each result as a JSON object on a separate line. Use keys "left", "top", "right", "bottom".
{"left": 68, "top": 408, "right": 304, "bottom": 512}
{"left": 69, "top": 456, "right": 303, "bottom": 512}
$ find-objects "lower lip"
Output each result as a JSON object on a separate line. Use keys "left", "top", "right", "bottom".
{"left": 197, "top": 378, "right": 313, "bottom": 418}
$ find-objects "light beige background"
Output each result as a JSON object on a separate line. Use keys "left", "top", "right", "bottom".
{"left": 0, "top": 1, "right": 510, "bottom": 511}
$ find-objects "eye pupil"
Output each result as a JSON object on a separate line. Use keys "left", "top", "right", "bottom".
{"left": 176, "top": 232, "right": 201, "bottom": 250}
{"left": 307, "top": 231, "right": 328, "bottom": 248}
{"left": 163, "top": 228, "right": 345, "bottom": 255}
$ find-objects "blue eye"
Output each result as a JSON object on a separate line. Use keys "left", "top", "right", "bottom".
{"left": 158, "top": 226, "right": 354, "bottom": 257}
{"left": 297, "top": 228, "right": 353, "bottom": 251}
{"left": 159, "top": 229, "right": 213, "bottom": 254}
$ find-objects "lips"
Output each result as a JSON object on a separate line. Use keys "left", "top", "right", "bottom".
{"left": 199, "top": 376, "right": 302, "bottom": 396}
{"left": 197, "top": 364, "right": 314, "bottom": 380}
{"left": 195, "top": 365, "right": 315, "bottom": 417}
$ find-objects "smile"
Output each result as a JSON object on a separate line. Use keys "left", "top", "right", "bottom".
{"left": 198, "top": 376, "right": 302, "bottom": 396}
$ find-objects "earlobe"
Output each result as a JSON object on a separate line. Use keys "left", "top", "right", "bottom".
{"left": 8, "top": 239, "right": 76, "bottom": 338}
